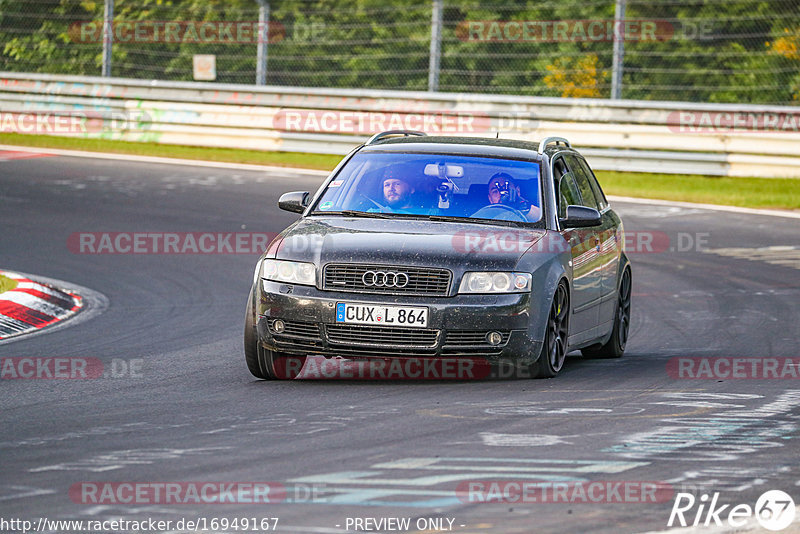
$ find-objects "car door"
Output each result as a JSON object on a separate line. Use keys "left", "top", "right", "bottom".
{"left": 554, "top": 155, "right": 601, "bottom": 340}
{"left": 566, "top": 154, "right": 619, "bottom": 331}
{"left": 576, "top": 157, "right": 622, "bottom": 333}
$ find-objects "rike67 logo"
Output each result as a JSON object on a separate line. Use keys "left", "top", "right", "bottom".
{"left": 669, "top": 490, "right": 796, "bottom": 531}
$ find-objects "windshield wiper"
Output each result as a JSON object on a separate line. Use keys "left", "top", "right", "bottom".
{"left": 427, "top": 215, "right": 523, "bottom": 227}
{"left": 426, "top": 214, "right": 476, "bottom": 223}
{"left": 317, "top": 211, "right": 530, "bottom": 227}
{"left": 320, "top": 210, "right": 391, "bottom": 219}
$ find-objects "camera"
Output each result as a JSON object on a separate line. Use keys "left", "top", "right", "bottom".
{"left": 496, "top": 180, "right": 530, "bottom": 211}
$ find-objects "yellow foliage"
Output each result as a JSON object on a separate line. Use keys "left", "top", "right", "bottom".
{"left": 543, "top": 54, "right": 608, "bottom": 98}
{"left": 771, "top": 28, "right": 800, "bottom": 60}
{"left": 768, "top": 28, "right": 800, "bottom": 100}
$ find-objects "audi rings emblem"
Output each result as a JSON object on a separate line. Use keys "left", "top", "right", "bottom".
{"left": 362, "top": 270, "right": 410, "bottom": 288}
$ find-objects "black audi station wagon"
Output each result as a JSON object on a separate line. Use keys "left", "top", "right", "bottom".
{"left": 244, "top": 132, "right": 631, "bottom": 379}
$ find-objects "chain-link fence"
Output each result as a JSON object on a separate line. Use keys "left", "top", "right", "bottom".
{"left": 1, "top": 0, "right": 799, "bottom": 105}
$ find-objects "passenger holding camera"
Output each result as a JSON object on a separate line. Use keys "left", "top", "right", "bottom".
{"left": 486, "top": 172, "right": 541, "bottom": 222}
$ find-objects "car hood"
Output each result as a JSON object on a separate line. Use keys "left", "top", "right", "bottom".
{"left": 274, "top": 216, "right": 546, "bottom": 271}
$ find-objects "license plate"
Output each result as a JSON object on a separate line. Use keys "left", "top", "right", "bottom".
{"left": 336, "top": 303, "right": 428, "bottom": 328}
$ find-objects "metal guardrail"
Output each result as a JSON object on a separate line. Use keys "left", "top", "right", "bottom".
{"left": 1, "top": 72, "right": 799, "bottom": 177}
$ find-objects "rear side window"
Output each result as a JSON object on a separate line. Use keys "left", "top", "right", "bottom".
{"left": 565, "top": 154, "right": 600, "bottom": 210}
{"left": 575, "top": 156, "right": 608, "bottom": 210}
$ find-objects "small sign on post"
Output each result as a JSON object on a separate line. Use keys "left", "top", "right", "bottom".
{"left": 193, "top": 54, "right": 216, "bottom": 81}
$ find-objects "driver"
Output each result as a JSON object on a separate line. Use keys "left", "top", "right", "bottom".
{"left": 383, "top": 175, "right": 415, "bottom": 210}
{"left": 487, "top": 172, "right": 541, "bottom": 221}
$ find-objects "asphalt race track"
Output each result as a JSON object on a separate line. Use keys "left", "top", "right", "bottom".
{"left": 1, "top": 153, "right": 799, "bottom": 534}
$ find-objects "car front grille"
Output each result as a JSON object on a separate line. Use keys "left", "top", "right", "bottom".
{"left": 326, "top": 324, "right": 440, "bottom": 348}
{"left": 322, "top": 264, "right": 452, "bottom": 296}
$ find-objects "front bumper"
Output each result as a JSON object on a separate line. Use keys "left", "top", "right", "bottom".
{"left": 256, "top": 280, "right": 543, "bottom": 362}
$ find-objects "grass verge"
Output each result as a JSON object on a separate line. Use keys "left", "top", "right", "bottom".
{"left": 1, "top": 133, "right": 798, "bottom": 210}
{"left": 595, "top": 171, "right": 800, "bottom": 211}
{"left": 0, "top": 133, "right": 341, "bottom": 171}
{"left": 0, "top": 275, "right": 18, "bottom": 294}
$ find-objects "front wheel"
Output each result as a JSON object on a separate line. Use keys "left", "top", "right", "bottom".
{"left": 530, "top": 281, "right": 570, "bottom": 379}
{"left": 244, "top": 301, "right": 307, "bottom": 379}
{"left": 582, "top": 268, "right": 631, "bottom": 359}
{"left": 244, "top": 299, "right": 270, "bottom": 379}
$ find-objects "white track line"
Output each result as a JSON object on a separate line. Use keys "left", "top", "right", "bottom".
{"left": 607, "top": 195, "right": 800, "bottom": 219}
{"left": 0, "top": 144, "right": 330, "bottom": 177}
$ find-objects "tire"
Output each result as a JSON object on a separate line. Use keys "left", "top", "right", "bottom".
{"left": 244, "top": 299, "right": 308, "bottom": 380}
{"left": 530, "top": 281, "right": 570, "bottom": 379}
{"left": 582, "top": 268, "right": 631, "bottom": 359}
{"left": 244, "top": 298, "right": 270, "bottom": 379}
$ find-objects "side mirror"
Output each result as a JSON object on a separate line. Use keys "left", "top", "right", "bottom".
{"left": 560, "top": 205, "right": 602, "bottom": 228}
{"left": 278, "top": 191, "right": 309, "bottom": 214}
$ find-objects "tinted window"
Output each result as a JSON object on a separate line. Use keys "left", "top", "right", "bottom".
{"left": 566, "top": 154, "right": 599, "bottom": 210}
{"left": 575, "top": 156, "right": 608, "bottom": 210}
{"left": 553, "top": 157, "right": 569, "bottom": 181}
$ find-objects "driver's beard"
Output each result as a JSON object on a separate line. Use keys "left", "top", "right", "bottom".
{"left": 386, "top": 196, "right": 406, "bottom": 208}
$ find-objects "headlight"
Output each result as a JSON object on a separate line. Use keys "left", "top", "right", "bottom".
{"left": 260, "top": 259, "right": 316, "bottom": 286}
{"left": 459, "top": 272, "right": 531, "bottom": 294}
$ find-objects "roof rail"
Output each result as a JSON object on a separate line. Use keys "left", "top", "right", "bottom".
{"left": 537, "top": 136, "right": 571, "bottom": 154}
{"left": 366, "top": 130, "right": 427, "bottom": 145}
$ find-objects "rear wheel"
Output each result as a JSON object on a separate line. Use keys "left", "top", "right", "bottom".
{"left": 582, "top": 268, "right": 631, "bottom": 359}
{"left": 530, "top": 281, "right": 570, "bottom": 378}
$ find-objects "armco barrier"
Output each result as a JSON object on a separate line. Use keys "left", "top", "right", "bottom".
{"left": 1, "top": 72, "right": 799, "bottom": 177}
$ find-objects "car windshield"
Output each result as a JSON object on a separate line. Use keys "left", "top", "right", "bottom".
{"left": 311, "top": 152, "right": 543, "bottom": 225}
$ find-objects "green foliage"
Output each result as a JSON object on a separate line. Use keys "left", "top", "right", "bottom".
{"left": 0, "top": 0, "right": 798, "bottom": 104}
